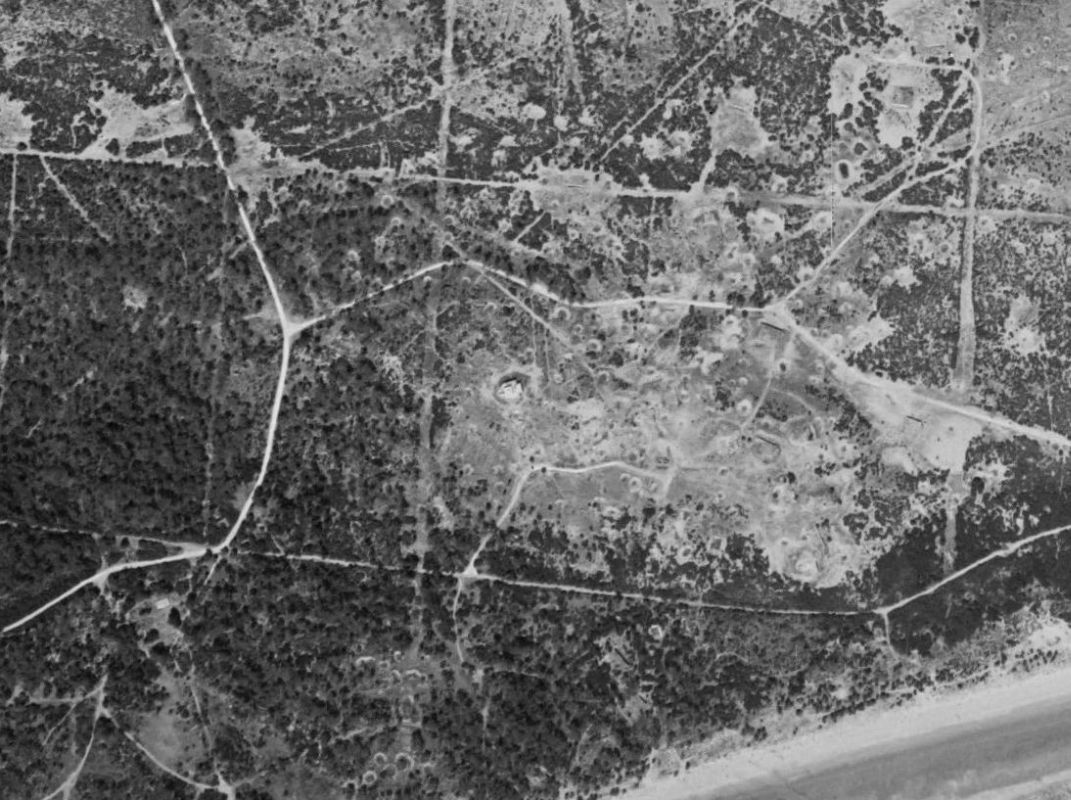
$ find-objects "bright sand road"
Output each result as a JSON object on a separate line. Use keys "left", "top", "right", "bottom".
{"left": 616, "top": 663, "right": 1071, "bottom": 800}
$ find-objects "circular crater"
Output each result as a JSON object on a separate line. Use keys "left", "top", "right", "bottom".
{"left": 493, "top": 371, "right": 531, "bottom": 404}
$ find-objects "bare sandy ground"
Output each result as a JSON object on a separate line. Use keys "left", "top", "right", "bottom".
{"left": 615, "top": 659, "right": 1071, "bottom": 800}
